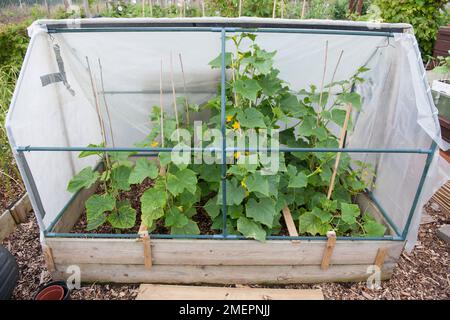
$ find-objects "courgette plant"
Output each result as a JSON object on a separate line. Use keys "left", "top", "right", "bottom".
{"left": 67, "top": 33, "right": 386, "bottom": 240}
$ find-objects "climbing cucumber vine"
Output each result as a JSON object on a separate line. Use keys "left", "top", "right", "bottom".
{"left": 67, "top": 33, "right": 386, "bottom": 240}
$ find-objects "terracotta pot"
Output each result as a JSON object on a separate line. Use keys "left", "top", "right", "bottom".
{"left": 35, "top": 285, "right": 64, "bottom": 300}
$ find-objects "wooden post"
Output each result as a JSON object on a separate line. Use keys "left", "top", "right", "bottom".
{"left": 149, "top": 0, "right": 153, "bottom": 16}
{"left": 272, "top": 0, "right": 277, "bottom": 18}
{"left": 321, "top": 231, "right": 336, "bottom": 270}
{"left": 83, "top": 0, "right": 92, "bottom": 18}
{"left": 326, "top": 103, "right": 352, "bottom": 200}
{"left": 301, "top": 0, "right": 306, "bottom": 19}
{"left": 282, "top": 206, "right": 300, "bottom": 243}
{"left": 356, "top": 0, "right": 364, "bottom": 16}
{"left": 238, "top": 0, "right": 242, "bottom": 17}
{"left": 201, "top": 0, "right": 205, "bottom": 16}
{"left": 374, "top": 247, "right": 388, "bottom": 268}
{"left": 42, "top": 244, "right": 56, "bottom": 272}
{"left": 139, "top": 222, "right": 153, "bottom": 269}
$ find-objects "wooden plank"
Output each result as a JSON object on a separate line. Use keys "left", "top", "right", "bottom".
{"left": 46, "top": 237, "right": 404, "bottom": 266}
{"left": 0, "top": 210, "right": 16, "bottom": 242}
{"left": 10, "top": 193, "right": 32, "bottom": 224}
{"left": 136, "top": 284, "right": 324, "bottom": 300}
{"left": 321, "top": 231, "right": 336, "bottom": 270}
{"left": 52, "top": 263, "right": 396, "bottom": 284}
{"left": 374, "top": 247, "right": 388, "bottom": 268}
{"left": 142, "top": 234, "right": 152, "bottom": 269}
{"left": 282, "top": 206, "right": 299, "bottom": 238}
{"left": 52, "top": 182, "right": 98, "bottom": 233}
{"left": 42, "top": 244, "right": 56, "bottom": 272}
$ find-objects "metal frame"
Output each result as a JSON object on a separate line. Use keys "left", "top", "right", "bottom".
{"left": 13, "top": 25, "right": 437, "bottom": 242}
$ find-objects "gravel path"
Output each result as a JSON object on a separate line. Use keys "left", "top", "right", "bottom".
{"left": 2, "top": 202, "right": 449, "bottom": 300}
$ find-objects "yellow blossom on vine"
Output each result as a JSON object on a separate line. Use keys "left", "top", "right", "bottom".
{"left": 226, "top": 115, "right": 233, "bottom": 122}
{"left": 232, "top": 121, "right": 240, "bottom": 130}
{"left": 316, "top": 167, "right": 322, "bottom": 173}
{"left": 234, "top": 152, "right": 241, "bottom": 159}
{"left": 151, "top": 141, "right": 159, "bottom": 147}
{"left": 241, "top": 179, "right": 247, "bottom": 189}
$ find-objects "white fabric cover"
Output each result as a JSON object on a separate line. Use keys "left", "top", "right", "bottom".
{"left": 6, "top": 18, "right": 449, "bottom": 250}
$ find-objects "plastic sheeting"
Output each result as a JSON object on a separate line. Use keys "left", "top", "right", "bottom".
{"left": 6, "top": 18, "right": 450, "bottom": 250}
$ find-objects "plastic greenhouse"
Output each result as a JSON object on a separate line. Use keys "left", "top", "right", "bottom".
{"left": 6, "top": 18, "right": 450, "bottom": 284}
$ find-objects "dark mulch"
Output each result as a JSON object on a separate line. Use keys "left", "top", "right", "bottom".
{"left": 2, "top": 200, "right": 449, "bottom": 300}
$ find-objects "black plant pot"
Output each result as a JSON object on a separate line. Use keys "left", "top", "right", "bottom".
{"left": 33, "top": 281, "right": 71, "bottom": 300}
{"left": 0, "top": 246, "right": 19, "bottom": 300}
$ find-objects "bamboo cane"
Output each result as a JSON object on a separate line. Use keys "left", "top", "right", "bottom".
{"left": 272, "top": 0, "right": 277, "bottom": 18}
{"left": 326, "top": 103, "right": 353, "bottom": 200}
{"left": 169, "top": 52, "right": 180, "bottom": 141}
{"left": 301, "top": 0, "right": 306, "bottom": 19}
{"left": 178, "top": 53, "right": 190, "bottom": 125}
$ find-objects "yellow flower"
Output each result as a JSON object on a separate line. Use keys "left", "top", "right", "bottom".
{"left": 234, "top": 152, "right": 241, "bottom": 160}
{"left": 151, "top": 141, "right": 159, "bottom": 147}
{"left": 316, "top": 167, "right": 322, "bottom": 173}
{"left": 232, "top": 121, "right": 240, "bottom": 130}
{"left": 241, "top": 179, "right": 247, "bottom": 189}
{"left": 226, "top": 115, "right": 233, "bottom": 123}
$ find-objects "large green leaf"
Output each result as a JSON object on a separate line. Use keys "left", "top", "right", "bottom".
{"left": 310, "top": 207, "right": 332, "bottom": 224}
{"left": 111, "top": 165, "right": 132, "bottom": 191}
{"left": 245, "top": 172, "right": 270, "bottom": 197}
{"left": 107, "top": 200, "right": 136, "bottom": 229}
{"left": 288, "top": 171, "right": 308, "bottom": 189}
{"left": 280, "top": 95, "right": 307, "bottom": 118}
{"left": 217, "top": 179, "right": 246, "bottom": 206}
{"left": 233, "top": 79, "right": 262, "bottom": 102}
{"left": 298, "top": 116, "right": 315, "bottom": 137}
{"left": 128, "top": 158, "right": 158, "bottom": 184}
{"left": 340, "top": 203, "right": 360, "bottom": 225}
{"left": 245, "top": 198, "right": 277, "bottom": 228}
{"left": 85, "top": 194, "right": 115, "bottom": 230}
{"left": 338, "top": 92, "right": 362, "bottom": 111}
{"left": 67, "top": 167, "right": 99, "bottom": 193}
{"left": 166, "top": 168, "right": 197, "bottom": 197}
{"left": 298, "top": 212, "right": 330, "bottom": 236}
{"left": 171, "top": 219, "right": 200, "bottom": 235}
{"left": 78, "top": 143, "right": 104, "bottom": 158}
{"left": 237, "top": 217, "right": 266, "bottom": 242}
{"left": 258, "top": 73, "right": 282, "bottom": 97}
{"left": 165, "top": 207, "right": 188, "bottom": 228}
{"left": 141, "top": 208, "right": 164, "bottom": 227}
{"left": 209, "top": 52, "right": 233, "bottom": 69}
{"left": 237, "top": 108, "right": 266, "bottom": 128}
{"left": 141, "top": 187, "right": 167, "bottom": 216}
{"left": 204, "top": 196, "right": 221, "bottom": 219}
{"left": 109, "top": 151, "right": 134, "bottom": 167}
{"left": 363, "top": 220, "right": 386, "bottom": 237}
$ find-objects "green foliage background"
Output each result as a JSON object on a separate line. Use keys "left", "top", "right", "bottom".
{"left": 375, "top": 0, "right": 448, "bottom": 57}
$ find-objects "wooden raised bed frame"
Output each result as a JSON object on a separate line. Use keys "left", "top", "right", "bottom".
{"left": 44, "top": 185, "right": 405, "bottom": 284}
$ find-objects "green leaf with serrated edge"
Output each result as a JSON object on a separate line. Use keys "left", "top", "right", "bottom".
{"left": 183, "top": 207, "right": 197, "bottom": 218}
{"left": 233, "top": 79, "right": 262, "bottom": 102}
{"left": 258, "top": 74, "right": 282, "bottom": 97}
{"left": 298, "top": 212, "right": 330, "bottom": 236}
{"left": 107, "top": 201, "right": 136, "bottom": 229}
{"left": 140, "top": 187, "right": 166, "bottom": 217}
{"left": 165, "top": 207, "right": 189, "bottom": 228}
{"left": 311, "top": 207, "right": 332, "bottom": 224}
{"left": 209, "top": 52, "right": 233, "bottom": 68}
{"left": 245, "top": 198, "right": 276, "bottom": 228}
{"left": 330, "top": 108, "right": 347, "bottom": 127}
{"left": 228, "top": 205, "right": 243, "bottom": 219}
{"left": 111, "top": 165, "right": 132, "bottom": 191}
{"left": 340, "top": 203, "right": 360, "bottom": 225}
{"left": 158, "top": 152, "right": 171, "bottom": 167}
{"left": 280, "top": 95, "right": 306, "bottom": 118}
{"left": 171, "top": 219, "right": 200, "bottom": 235}
{"left": 338, "top": 92, "right": 362, "bottom": 111}
{"left": 195, "top": 164, "right": 221, "bottom": 183}
{"left": 141, "top": 208, "right": 164, "bottom": 227}
{"left": 236, "top": 108, "right": 266, "bottom": 128}
{"left": 166, "top": 168, "right": 197, "bottom": 197}
{"left": 312, "top": 126, "right": 328, "bottom": 141}
{"left": 128, "top": 158, "right": 158, "bottom": 185}
{"left": 237, "top": 217, "right": 266, "bottom": 242}
{"left": 217, "top": 179, "right": 246, "bottom": 206}
{"left": 67, "top": 167, "right": 99, "bottom": 193}
{"left": 85, "top": 194, "right": 115, "bottom": 231}
{"left": 79, "top": 143, "right": 104, "bottom": 158}
{"left": 245, "top": 172, "right": 270, "bottom": 197}
{"left": 298, "top": 116, "right": 315, "bottom": 137}
{"left": 109, "top": 151, "right": 134, "bottom": 167}
{"left": 363, "top": 220, "right": 386, "bottom": 237}
{"left": 204, "top": 196, "right": 221, "bottom": 219}
{"left": 288, "top": 171, "right": 308, "bottom": 189}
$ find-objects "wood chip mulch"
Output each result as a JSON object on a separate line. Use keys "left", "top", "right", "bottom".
{"left": 2, "top": 201, "right": 449, "bottom": 300}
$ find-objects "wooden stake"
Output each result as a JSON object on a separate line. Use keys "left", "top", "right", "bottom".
{"left": 149, "top": 0, "right": 153, "bottom": 16}
{"left": 321, "top": 231, "right": 336, "bottom": 270}
{"left": 374, "top": 247, "right": 388, "bottom": 268}
{"left": 98, "top": 58, "right": 116, "bottom": 147}
{"left": 280, "top": 0, "right": 284, "bottom": 19}
{"left": 178, "top": 53, "right": 190, "bottom": 125}
{"left": 282, "top": 206, "right": 300, "bottom": 243}
{"left": 142, "top": 234, "right": 153, "bottom": 269}
{"left": 169, "top": 52, "right": 180, "bottom": 141}
{"left": 326, "top": 103, "right": 352, "bottom": 200}
{"left": 159, "top": 58, "right": 165, "bottom": 147}
{"left": 142, "top": 0, "right": 145, "bottom": 16}
{"left": 239, "top": 0, "right": 242, "bottom": 17}
{"left": 42, "top": 244, "right": 56, "bottom": 272}
{"left": 201, "top": 0, "right": 205, "bottom": 16}
{"left": 272, "top": 0, "right": 277, "bottom": 18}
{"left": 301, "top": 0, "right": 306, "bottom": 19}
{"left": 317, "top": 40, "right": 328, "bottom": 118}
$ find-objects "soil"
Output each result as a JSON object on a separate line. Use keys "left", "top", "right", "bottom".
{"left": 3, "top": 199, "right": 449, "bottom": 300}
{"left": 0, "top": 180, "right": 24, "bottom": 213}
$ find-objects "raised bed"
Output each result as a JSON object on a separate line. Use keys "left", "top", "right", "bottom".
{"left": 44, "top": 185, "right": 404, "bottom": 284}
